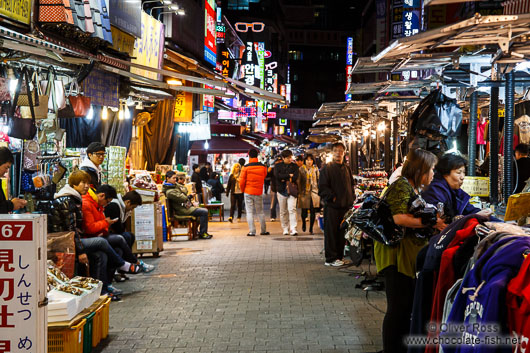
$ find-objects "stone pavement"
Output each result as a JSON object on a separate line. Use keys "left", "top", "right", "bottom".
{"left": 94, "top": 206, "right": 386, "bottom": 353}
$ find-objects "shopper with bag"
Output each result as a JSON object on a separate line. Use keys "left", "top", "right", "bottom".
{"left": 274, "top": 150, "right": 300, "bottom": 235}
{"left": 374, "top": 148, "right": 444, "bottom": 353}
{"left": 0, "top": 147, "right": 27, "bottom": 213}
{"left": 318, "top": 142, "right": 355, "bottom": 267}
{"left": 298, "top": 154, "right": 320, "bottom": 234}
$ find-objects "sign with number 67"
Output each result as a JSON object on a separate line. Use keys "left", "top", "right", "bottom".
{"left": 0, "top": 221, "right": 32, "bottom": 241}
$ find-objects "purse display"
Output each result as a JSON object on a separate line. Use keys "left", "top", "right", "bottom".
{"left": 18, "top": 69, "right": 40, "bottom": 107}
{"left": 41, "top": 67, "right": 66, "bottom": 110}
{"left": 67, "top": 80, "right": 91, "bottom": 117}
{"left": 9, "top": 68, "right": 38, "bottom": 140}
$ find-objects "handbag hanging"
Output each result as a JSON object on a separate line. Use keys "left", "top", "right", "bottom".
{"left": 9, "top": 68, "right": 38, "bottom": 140}
{"left": 23, "top": 140, "right": 40, "bottom": 172}
{"left": 41, "top": 66, "right": 66, "bottom": 110}
{"left": 18, "top": 69, "right": 40, "bottom": 107}
{"left": 22, "top": 70, "right": 50, "bottom": 119}
{"left": 57, "top": 79, "right": 77, "bottom": 118}
{"left": 68, "top": 80, "right": 91, "bottom": 117}
{"left": 39, "top": 0, "right": 75, "bottom": 25}
{"left": 286, "top": 177, "right": 298, "bottom": 198}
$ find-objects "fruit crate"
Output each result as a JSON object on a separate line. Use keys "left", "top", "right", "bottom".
{"left": 48, "top": 319, "right": 86, "bottom": 353}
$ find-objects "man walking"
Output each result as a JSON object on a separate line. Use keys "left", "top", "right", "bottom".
{"left": 274, "top": 150, "right": 300, "bottom": 236}
{"left": 318, "top": 142, "right": 355, "bottom": 267}
{"left": 240, "top": 149, "right": 269, "bottom": 236}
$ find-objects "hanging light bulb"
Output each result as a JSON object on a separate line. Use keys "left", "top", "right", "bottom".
{"left": 86, "top": 105, "right": 94, "bottom": 120}
{"left": 124, "top": 106, "right": 131, "bottom": 120}
{"left": 204, "top": 140, "right": 209, "bottom": 150}
{"left": 101, "top": 106, "right": 108, "bottom": 120}
{"left": 363, "top": 130, "right": 369, "bottom": 137}
{"left": 118, "top": 108, "right": 124, "bottom": 120}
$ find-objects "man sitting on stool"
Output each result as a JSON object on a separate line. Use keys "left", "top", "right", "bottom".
{"left": 163, "top": 171, "right": 213, "bottom": 240}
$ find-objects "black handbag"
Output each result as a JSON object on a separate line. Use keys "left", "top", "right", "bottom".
{"left": 286, "top": 178, "right": 298, "bottom": 198}
{"left": 343, "top": 181, "right": 404, "bottom": 247}
{"left": 8, "top": 68, "right": 37, "bottom": 140}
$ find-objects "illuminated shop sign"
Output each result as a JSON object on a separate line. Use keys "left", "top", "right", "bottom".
{"left": 204, "top": 0, "right": 217, "bottom": 66}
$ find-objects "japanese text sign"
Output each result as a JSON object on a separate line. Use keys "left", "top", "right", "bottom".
{"left": 0, "top": 216, "right": 46, "bottom": 353}
{"left": 0, "top": 0, "right": 32, "bottom": 25}
{"left": 174, "top": 91, "right": 193, "bottom": 122}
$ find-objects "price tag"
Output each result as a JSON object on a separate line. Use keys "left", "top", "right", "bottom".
{"left": 0, "top": 221, "right": 32, "bottom": 241}
{"left": 461, "top": 177, "right": 490, "bottom": 197}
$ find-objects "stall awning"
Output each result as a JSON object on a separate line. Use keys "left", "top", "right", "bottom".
{"left": 190, "top": 137, "right": 257, "bottom": 154}
{"left": 347, "top": 80, "right": 435, "bottom": 95}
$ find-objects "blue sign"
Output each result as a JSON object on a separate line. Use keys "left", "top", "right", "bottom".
{"left": 402, "top": 9, "right": 420, "bottom": 37}
{"left": 108, "top": 0, "right": 141, "bottom": 38}
{"left": 204, "top": 46, "right": 217, "bottom": 66}
{"left": 403, "top": 0, "right": 421, "bottom": 8}
{"left": 346, "top": 37, "right": 354, "bottom": 65}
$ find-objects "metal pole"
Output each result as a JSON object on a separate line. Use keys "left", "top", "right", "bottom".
{"left": 489, "top": 86, "right": 499, "bottom": 205}
{"left": 352, "top": 139, "right": 359, "bottom": 175}
{"left": 468, "top": 91, "right": 478, "bottom": 176}
{"left": 393, "top": 115, "right": 399, "bottom": 165}
{"left": 504, "top": 70, "right": 515, "bottom": 202}
{"left": 384, "top": 120, "right": 391, "bottom": 173}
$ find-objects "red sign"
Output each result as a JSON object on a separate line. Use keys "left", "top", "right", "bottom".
{"left": 204, "top": 0, "right": 217, "bottom": 66}
{"left": 0, "top": 221, "right": 33, "bottom": 241}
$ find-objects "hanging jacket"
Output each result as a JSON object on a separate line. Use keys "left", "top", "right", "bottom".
{"left": 408, "top": 214, "right": 488, "bottom": 353}
{"left": 239, "top": 157, "right": 267, "bottom": 196}
{"left": 80, "top": 158, "right": 102, "bottom": 189}
{"left": 422, "top": 174, "right": 480, "bottom": 223}
{"left": 0, "top": 179, "right": 13, "bottom": 214}
{"left": 162, "top": 182, "right": 196, "bottom": 216}
{"left": 81, "top": 189, "right": 109, "bottom": 237}
{"left": 441, "top": 236, "right": 530, "bottom": 353}
{"left": 506, "top": 255, "right": 530, "bottom": 353}
{"left": 318, "top": 161, "right": 354, "bottom": 209}
{"left": 49, "top": 184, "right": 85, "bottom": 255}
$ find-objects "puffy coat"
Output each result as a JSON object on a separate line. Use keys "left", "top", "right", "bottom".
{"left": 82, "top": 189, "right": 109, "bottom": 237}
{"left": 239, "top": 158, "right": 267, "bottom": 196}
{"left": 49, "top": 184, "right": 85, "bottom": 255}
{"left": 163, "top": 182, "right": 196, "bottom": 216}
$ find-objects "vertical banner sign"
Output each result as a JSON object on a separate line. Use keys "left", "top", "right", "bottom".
{"left": 402, "top": 0, "right": 421, "bottom": 80}
{"left": 204, "top": 0, "right": 217, "bottom": 66}
{"left": 256, "top": 42, "right": 265, "bottom": 110}
{"left": 220, "top": 50, "right": 232, "bottom": 77}
{"left": 346, "top": 37, "right": 353, "bottom": 101}
{"left": 203, "top": 85, "right": 215, "bottom": 112}
{"left": 216, "top": 22, "right": 226, "bottom": 44}
{"left": 174, "top": 91, "right": 193, "bottom": 122}
{"left": 376, "top": 0, "right": 388, "bottom": 81}
{"left": 392, "top": 0, "right": 404, "bottom": 39}
{"left": 132, "top": 12, "right": 164, "bottom": 81}
{"left": 0, "top": 216, "right": 47, "bottom": 353}
{"left": 0, "top": 0, "right": 32, "bottom": 25}
{"left": 242, "top": 41, "right": 256, "bottom": 87}
{"left": 109, "top": 0, "right": 142, "bottom": 37}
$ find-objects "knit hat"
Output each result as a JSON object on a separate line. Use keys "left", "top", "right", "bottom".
{"left": 86, "top": 142, "right": 106, "bottom": 154}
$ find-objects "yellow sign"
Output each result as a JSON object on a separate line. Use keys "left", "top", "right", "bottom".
{"left": 111, "top": 26, "right": 136, "bottom": 57}
{"left": 174, "top": 91, "right": 193, "bottom": 122}
{"left": 0, "top": 0, "right": 32, "bottom": 25}
{"left": 132, "top": 11, "right": 164, "bottom": 80}
{"left": 505, "top": 193, "right": 530, "bottom": 221}
{"left": 461, "top": 176, "right": 490, "bottom": 197}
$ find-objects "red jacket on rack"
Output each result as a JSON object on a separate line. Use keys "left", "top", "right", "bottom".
{"left": 81, "top": 190, "right": 109, "bottom": 237}
{"left": 507, "top": 255, "right": 530, "bottom": 353}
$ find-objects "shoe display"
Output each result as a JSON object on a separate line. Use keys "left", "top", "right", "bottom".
{"left": 106, "top": 284, "right": 123, "bottom": 295}
{"left": 260, "top": 232, "right": 270, "bottom": 235}
{"left": 325, "top": 259, "right": 345, "bottom": 267}
{"left": 247, "top": 233, "right": 255, "bottom": 236}
{"left": 199, "top": 233, "right": 213, "bottom": 239}
{"left": 139, "top": 260, "right": 155, "bottom": 273}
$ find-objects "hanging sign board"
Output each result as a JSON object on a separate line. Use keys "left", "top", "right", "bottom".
{"left": 0, "top": 0, "right": 32, "bottom": 25}
{"left": 111, "top": 26, "right": 136, "bottom": 57}
{"left": 174, "top": 91, "right": 193, "bottom": 123}
{"left": 81, "top": 69, "right": 119, "bottom": 109}
{"left": 131, "top": 12, "right": 165, "bottom": 81}
{"left": 108, "top": 0, "right": 142, "bottom": 38}
{"left": 204, "top": 0, "right": 217, "bottom": 66}
{"left": 0, "top": 215, "right": 47, "bottom": 353}
{"left": 461, "top": 176, "right": 490, "bottom": 197}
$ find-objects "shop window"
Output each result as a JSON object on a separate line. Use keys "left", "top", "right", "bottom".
{"left": 288, "top": 50, "right": 303, "bottom": 61}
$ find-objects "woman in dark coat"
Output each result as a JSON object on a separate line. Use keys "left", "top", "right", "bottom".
{"left": 207, "top": 172, "right": 225, "bottom": 202}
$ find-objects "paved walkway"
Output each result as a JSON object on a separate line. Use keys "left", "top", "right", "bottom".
{"left": 94, "top": 203, "right": 385, "bottom": 353}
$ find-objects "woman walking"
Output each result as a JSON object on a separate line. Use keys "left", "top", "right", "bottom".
{"left": 226, "top": 164, "right": 244, "bottom": 222}
{"left": 298, "top": 154, "right": 320, "bottom": 234}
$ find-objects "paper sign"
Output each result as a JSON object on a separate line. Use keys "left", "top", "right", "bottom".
{"left": 461, "top": 177, "right": 490, "bottom": 197}
{"left": 134, "top": 204, "right": 156, "bottom": 241}
{"left": 136, "top": 241, "right": 153, "bottom": 250}
{"left": 505, "top": 193, "right": 530, "bottom": 221}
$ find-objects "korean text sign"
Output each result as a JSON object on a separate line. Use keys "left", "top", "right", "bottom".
{"left": 204, "top": 0, "right": 217, "bottom": 66}
{"left": 0, "top": 219, "right": 45, "bottom": 353}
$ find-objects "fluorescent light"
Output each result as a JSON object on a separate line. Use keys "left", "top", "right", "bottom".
{"left": 169, "top": 4, "right": 179, "bottom": 10}
{"left": 177, "top": 9, "right": 185, "bottom": 15}
{"left": 167, "top": 79, "right": 182, "bottom": 86}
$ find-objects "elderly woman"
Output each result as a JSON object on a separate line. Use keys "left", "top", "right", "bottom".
{"left": 421, "top": 153, "right": 492, "bottom": 223}
{"left": 375, "top": 148, "right": 444, "bottom": 353}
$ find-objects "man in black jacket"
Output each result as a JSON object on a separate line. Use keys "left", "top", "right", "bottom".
{"left": 0, "top": 147, "right": 26, "bottom": 213}
{"left": 80, "top": 142, "right": 106, "bottom": 189}
{"left": 267, "top": 158, "right": 282, "bottom": 220}
{"left": 318, "top": 142, "right": 355, "bottom": 267}
{"left": 274, "top": 150, "right": 300, "bottom": 235}
{"left": 191, "top": 164, "right": 204, "bottom": 203}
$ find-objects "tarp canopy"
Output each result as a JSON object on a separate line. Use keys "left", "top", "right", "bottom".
{"left": 190, "top": 137, "right": 257, "bottom": 155}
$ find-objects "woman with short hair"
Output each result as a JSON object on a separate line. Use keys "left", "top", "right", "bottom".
{"left": 226, "top": 164, "right": 244, "bottom": 222}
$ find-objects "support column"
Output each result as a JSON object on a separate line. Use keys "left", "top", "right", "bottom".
{"left": 384, "top": 120, "right": 391, "bottom": 173}
{"left": 504, "top": 70, "right": 515, "bottom": 202}
{"left": 468, "top": 91, "right": 478, "bottom": 176}
{"left": 350, "top": 140, "right": 359, "bottom": 175}
{"left": 393, "top": 115, "right": 399, "bottom": 166}
{"left": 489, "top": 86, "right": 499, "bottom": 205}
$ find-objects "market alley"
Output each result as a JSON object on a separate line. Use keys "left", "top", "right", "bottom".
{"left": 93, "top": 213, "right": 385, "bottom": 353}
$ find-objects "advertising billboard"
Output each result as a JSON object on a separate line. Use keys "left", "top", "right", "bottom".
{"left": 204, "top": 0, "right": 217, "bottom": 66}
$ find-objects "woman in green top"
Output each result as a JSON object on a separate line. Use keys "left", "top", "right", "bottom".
{"left": 375, "top": 148, "right": 445, "bottom": 353}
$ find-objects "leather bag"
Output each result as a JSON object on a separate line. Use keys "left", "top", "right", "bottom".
{"left": 18, "top": 69, "right": 40, "bottom": 107}
{"left": 9, "top": 68, "right": 38, "bottom": 140}
{"left": 67, "top": 80, "right": 91, "bottom": 117}
{"left": 286, "top": 178, "right": 298, "bottom": 198}
{"left": 41, "top": 67, "right": 66, "bottom": 110}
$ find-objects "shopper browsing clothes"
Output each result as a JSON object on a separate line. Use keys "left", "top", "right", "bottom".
{"left": 274, "top": 150, "right": 300, "bottom": 235}
{"left": 374, "top": 148, "right": 444, "bottom": 353}
{"left": 0, "top": 147, "right": 26, "bottom": 213}
{"left": 318, "top": 142, "right": 355, "bottom": 266}
{"left": 298, "top": 154, "right": 320, "bottom": 234}
{"left": 163, "top": 171, "right": 213, "bottom": 239}
{"left": 80, "top": 142, "right": 106, "bottom": 189}
{"left": 240, "top": 149, "right": 269, "bottom": 236}
{"left": 226, "top": 163, "right": 244, "bottom": 223}
{"left": 514, "top": 143, "right": 530, "bottom": 193}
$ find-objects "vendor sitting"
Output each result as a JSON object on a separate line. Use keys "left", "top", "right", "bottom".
{"left": 422, "top": 153, "right": 495, "bottom": 223}
{"left": 163, "top": 171, "right": 212, "bottom": 240}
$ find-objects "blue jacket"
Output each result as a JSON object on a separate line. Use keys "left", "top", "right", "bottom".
{"left": 422, "top": 174, "right": 480, "bottom": 222}
{"left": 441, "top": 236, "right": 530, "bottom": 353}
